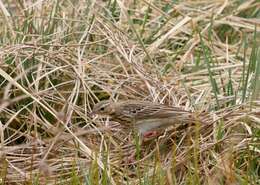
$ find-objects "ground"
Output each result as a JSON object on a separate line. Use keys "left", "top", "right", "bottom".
{"left": 0, "top": 0, "right": 259, "bottom": 184}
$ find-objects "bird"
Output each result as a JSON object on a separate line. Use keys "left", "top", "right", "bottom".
{"left": 91, "top": 100, "right": 201, "bottom": 134}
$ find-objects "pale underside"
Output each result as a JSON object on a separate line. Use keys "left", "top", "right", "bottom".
{"left": 135, "top": 117, "right": 186, "bottom": 133}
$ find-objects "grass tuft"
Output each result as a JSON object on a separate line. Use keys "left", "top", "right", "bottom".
{"left": 0, "top": 0, "right": 259, "bottom": 184}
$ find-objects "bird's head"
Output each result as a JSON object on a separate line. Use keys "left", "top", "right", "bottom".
{"left": 91, "top": 100, "right": 115, "bottom": 116}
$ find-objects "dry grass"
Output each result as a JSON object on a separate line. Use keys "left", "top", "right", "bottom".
{"left": 0, "top": 0, "right": 259, "bottom": 184}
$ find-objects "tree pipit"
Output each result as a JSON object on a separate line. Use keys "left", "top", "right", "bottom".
{"left": 91, "top": 100, "right": 198, "bottom": 137}
{"left": 91, "top": 100, "right": 202, "bottom": 164}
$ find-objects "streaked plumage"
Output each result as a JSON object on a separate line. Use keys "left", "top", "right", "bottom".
{"left": 91, "top": 100, "right": 199, "bottom": 133}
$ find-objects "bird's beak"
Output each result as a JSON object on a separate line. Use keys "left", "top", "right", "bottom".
{"left": 89, "top": 111, "right": 96, "bottom": 118}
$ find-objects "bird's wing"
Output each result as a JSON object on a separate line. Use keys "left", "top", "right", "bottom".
{"left": 137, "top": 105, "right": 192, "bottom": 119}
{"left": 120, "top": 101, "right": 192, "bottom": 120}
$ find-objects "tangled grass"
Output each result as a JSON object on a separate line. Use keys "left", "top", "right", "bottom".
{"left": 0, "top": 0, "right": 259, "bottom": 184}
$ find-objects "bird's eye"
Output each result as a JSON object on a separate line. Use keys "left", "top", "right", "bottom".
{"left": 100, "top": 107, "right": 105, "bottom": 111}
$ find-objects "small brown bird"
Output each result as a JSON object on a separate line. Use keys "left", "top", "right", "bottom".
{"left": 91, "top": 100, "right": 199, "bottom": 134}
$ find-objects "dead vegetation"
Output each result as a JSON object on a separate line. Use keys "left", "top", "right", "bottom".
{"left": 0, "top": 0, "right": 259, "bottom": 184}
